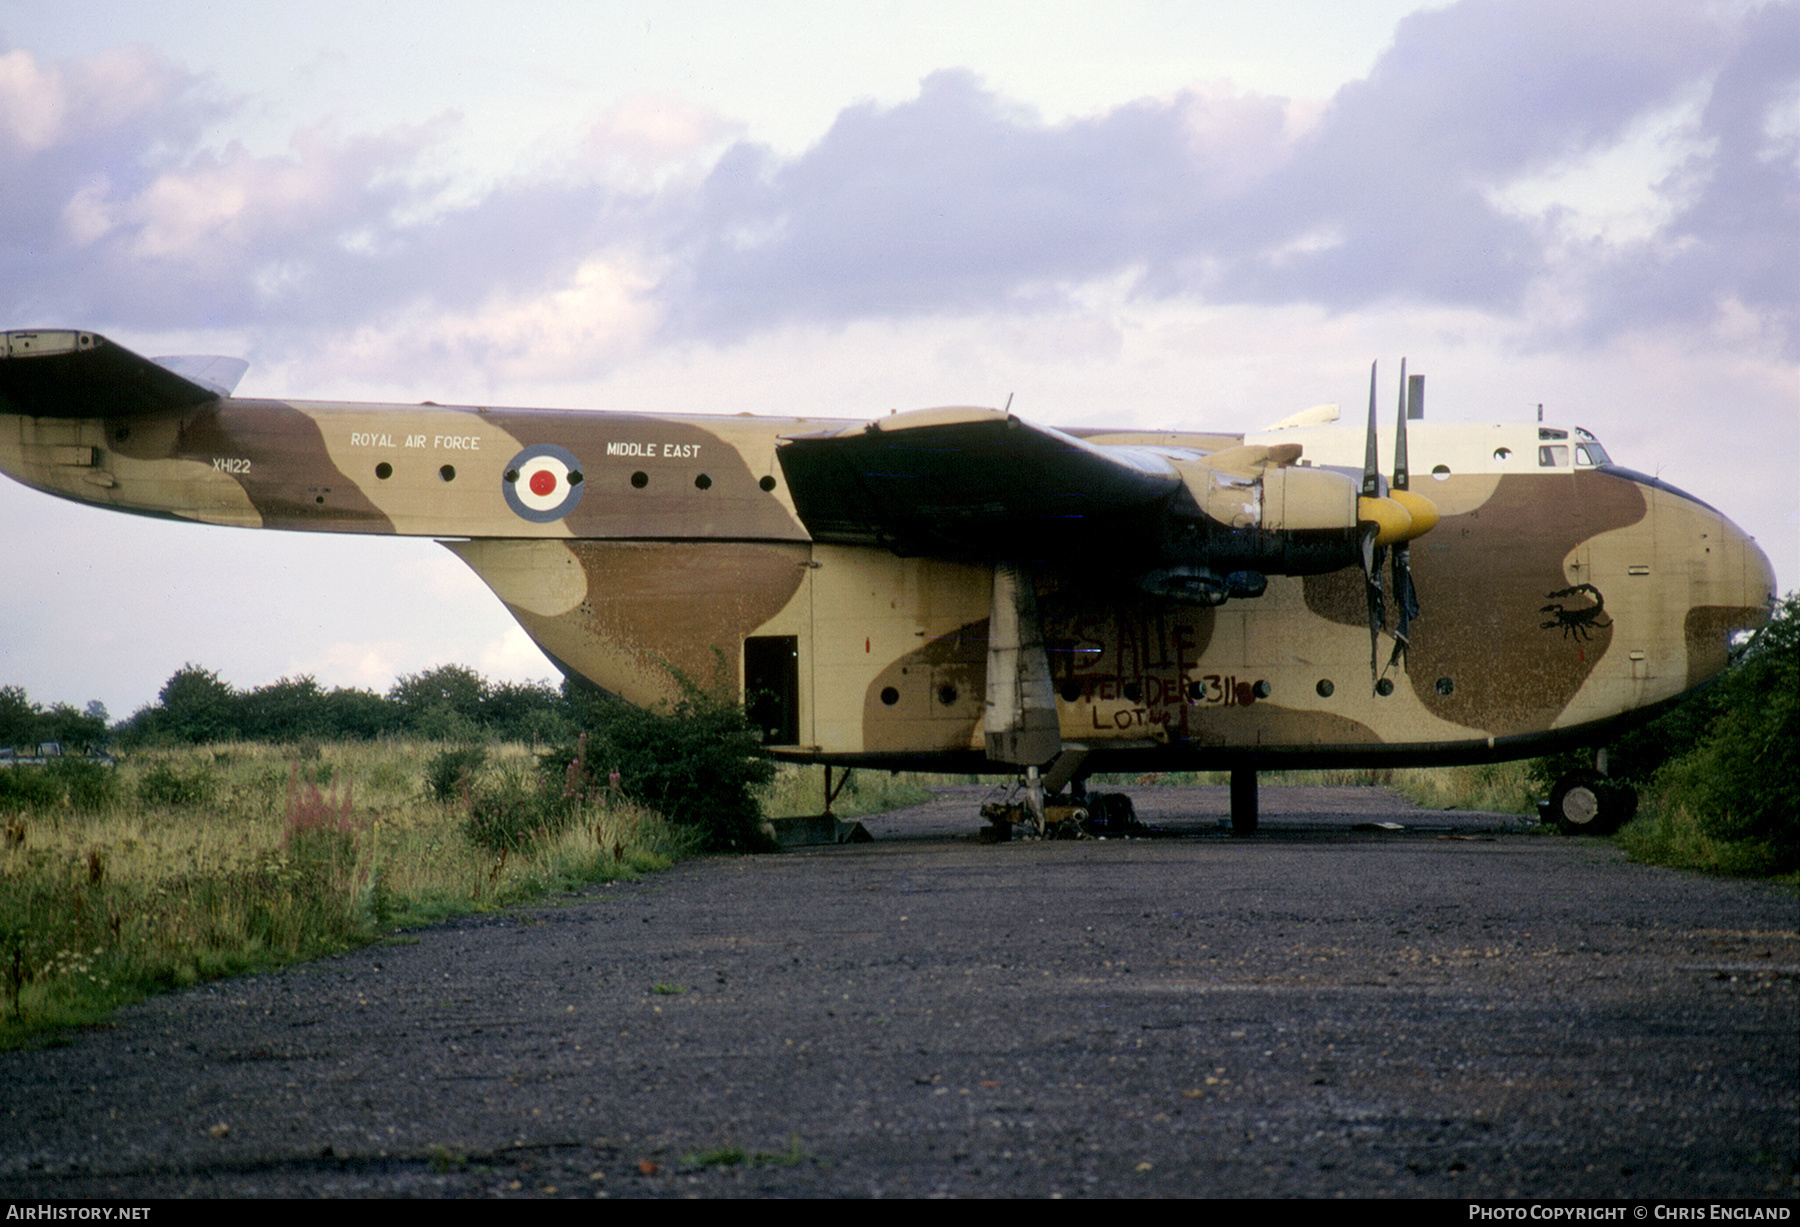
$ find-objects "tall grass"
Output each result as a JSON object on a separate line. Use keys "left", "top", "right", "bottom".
{"left": 1378, "top": 762, "right": 1540, "bottom": 814}
{"left": 758, "top": 764, "right": 934, "bottom": 819}
{"left": 1614, "top": 798, "right": 1794, "bottom": 878}
{"left": 0, "top": 740, "right": 687, "bottom": 1048}
{"left": 757, "top": 762, "right": 1545, "bottom": 818}
{"left": 1091, "top": 763, "right": 1541, "bottom": 814}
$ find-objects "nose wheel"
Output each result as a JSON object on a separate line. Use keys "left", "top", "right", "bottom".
{"left": 1545, "top": 770, "right": 1637, "bottom": 836}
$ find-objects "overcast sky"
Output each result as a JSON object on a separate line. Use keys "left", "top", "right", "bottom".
{"left": 3, "top": 0, "right": 1795, "bottom": 718}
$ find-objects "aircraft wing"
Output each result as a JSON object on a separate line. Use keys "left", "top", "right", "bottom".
{"left": 776, "top": 406, "right": 1185, "bottom": 557}
{"left": 0, "top": 330, "right": 224, "bottom": 418}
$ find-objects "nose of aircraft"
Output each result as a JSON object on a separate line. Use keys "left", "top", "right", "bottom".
{"left": 1693, "top": 492, "right": 1775, "bottom": 622}
{"left": 1632, "top": 471, "right": 1777, "bottom": 689}
{"left": 1734, "top": 520, "right": 1778, "bottom": 613}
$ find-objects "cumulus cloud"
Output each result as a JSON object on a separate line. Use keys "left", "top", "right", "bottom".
{"left": 0, "top": 44, "right": 639, "bottom": 335}
{"left": 579, "top": 92, "right": 742, "bottom": 188}
{"left": 656, "top": 70, "right": 1291, "bottom": 338}
{"left": 4, "top": 0, "right": 1794, "bottom": 368}
{"left": 1576, "top": 1, "right": 1800, "bottom": 351}
{"left": 665, "top": 0, "right": 1792, "bottom": 352}
{"left": 0, "top": 45, "right": 440, "bottom": 327}
{"left": 308, "top": 253, "right": 661, "bottom": 396}
{"left": 0, "top": 44, "right": 200, "bottom": 154}
{"left": 1171, "top": 0, "right": 1721, "bottom": 311}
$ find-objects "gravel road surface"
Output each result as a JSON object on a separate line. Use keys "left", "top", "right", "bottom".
{"left": 3, "top": 785, "right": 1795, "bottom": 1199}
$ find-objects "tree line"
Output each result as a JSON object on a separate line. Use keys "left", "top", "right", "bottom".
{"left": 2, "top": 664, "right": 576, "bottom": 751}
{"left": 0, "top": 689, "right": 110, "bottom": 755}
{"left": 6, "top": 593, "right": 1793, "bottom": 867}
{"left": 3, "top": 661, "right": 773, "bottom": 852}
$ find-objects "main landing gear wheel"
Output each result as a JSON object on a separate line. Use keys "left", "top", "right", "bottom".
{"left": 1547, "top": 771, "right": 1637, "bottom": 836}
{"left": 1088, "top": 792, "right": 1137, "bottom": 836}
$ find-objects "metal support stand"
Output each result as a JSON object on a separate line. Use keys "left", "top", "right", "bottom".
{"left": 1230, "top": 767, "right": 1258, "bottom": 837}
{"left": 769, "top": 764, "right": 868, "bottom": 847}
{"left": 822, "top": 764, "right": 853, "bottom": 816}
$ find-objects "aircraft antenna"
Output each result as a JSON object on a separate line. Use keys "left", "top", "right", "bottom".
{"left": 1392, "top": 359, "right": 1409, "bottom": 493}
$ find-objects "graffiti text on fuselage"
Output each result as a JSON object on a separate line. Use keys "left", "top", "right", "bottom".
{"left": 1047, "top": 611, "right": 1266, "bottom": 739}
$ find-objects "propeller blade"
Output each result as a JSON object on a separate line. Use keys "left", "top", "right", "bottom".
{"left": 1387, "top": 357, "right": 1416, "bottom": 672}
{"left": 1362, "top": 523, "right": 1385, "bottom": 682}
{"left": 1389, "top": 540, "right": 1418, "bottom": 671}
{"left": 1361, "top": 360, "right": 1385, "bottom": 686}
{"left": 1362, "top": 360, "right": 1381, "bottom": 499}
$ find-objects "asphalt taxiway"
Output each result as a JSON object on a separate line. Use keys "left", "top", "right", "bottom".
{"left": 3, "top": 786, "right": 1795, "bottom": 1198}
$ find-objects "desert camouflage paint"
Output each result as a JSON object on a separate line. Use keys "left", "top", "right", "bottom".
{"left": 1, "top": 331, "right": 1775, "bottom": 772}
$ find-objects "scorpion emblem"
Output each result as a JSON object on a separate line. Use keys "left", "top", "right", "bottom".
{"left": 1540, "top": 584, "right": 1612, "bottom": 640}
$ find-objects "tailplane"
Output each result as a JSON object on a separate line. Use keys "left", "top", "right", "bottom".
{"left": 0, "top": 330, "right": 244, "bottom": 418}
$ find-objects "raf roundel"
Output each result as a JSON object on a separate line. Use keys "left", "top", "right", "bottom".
{"left": 502, "top": 444, "right": 585, "bottom": 523}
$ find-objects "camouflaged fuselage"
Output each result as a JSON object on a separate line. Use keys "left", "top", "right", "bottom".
{"left": 3, "top": 395, "right": 1775, "bottom": 772}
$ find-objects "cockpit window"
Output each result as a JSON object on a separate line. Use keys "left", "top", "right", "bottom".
{"left": 1571, "top": 428, "right": 1610, "bottom": 466}
{"left": 1538, "top": 444, "right": 1569, "bottom": 467}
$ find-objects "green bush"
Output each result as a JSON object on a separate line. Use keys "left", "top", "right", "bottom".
{"left": 1563, "top": 592, "right": 1799, "bottom": 874}
{"left": 558, "top": 669, "right": 775, "bottom": 853}
{"left": 0, "top": 768, "right": 63, "bottom": 813}
{"left": 462, "top": 763, "right": 567, "bottom": 854}
{"left": 0, "top": 759, "right": 118, "bottom": 813}
{"left": 136, "top": 762, "right": 217, "bottom": 808}
{"left": 1645, "top": 595, "right": 1797, "bottom": 867}
{"left": 46, "top": 758, "right": 118, "bottom": 811}
{"left": 425, "top": 746, "right": 488, "bottom": 804}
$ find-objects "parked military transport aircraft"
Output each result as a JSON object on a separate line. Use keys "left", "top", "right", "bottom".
{"left": 0, "top": 330, "right": 1776, "bottom": 838}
